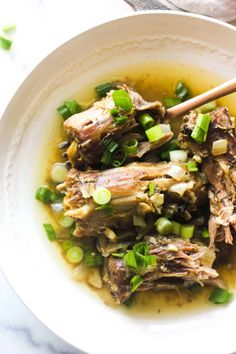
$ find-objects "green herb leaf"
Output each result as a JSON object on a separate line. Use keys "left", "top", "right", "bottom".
{"left": 0, "top": 36, "right": 12, "bottom": 50}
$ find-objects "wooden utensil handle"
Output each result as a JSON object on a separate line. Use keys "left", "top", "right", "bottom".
{"left": 165, "top": 77, "right": 236, "bottom": 120}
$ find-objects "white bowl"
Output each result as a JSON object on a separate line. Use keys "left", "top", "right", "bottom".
{"left": 1, "top": 11, "right": 236, "bottom": 354}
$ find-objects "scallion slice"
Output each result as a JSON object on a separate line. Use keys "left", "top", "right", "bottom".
{"left": 172, "top": 221, "right": 181, "bottom": 236}
{"left": 106, "top": 139, "right": 119, "bottom": 153}
{"left": 43, "top": 223, "right": 57, "bottom": 241}
{"left": 202, "top": 228, "right": 210, "bottom": 239}
{"left": 155, "top": 217, "right": 173, "bottom": 236}
{"left": 35, "top": 186, "right": 52, "bottom": 203}
{"left": 66, "top": 246, "right": 84, "bottom": 264}
{"left": 93, "top": 187, "right": 111, "bottom": 205}
{"left": 180, "top": 224, "right": 195, "bottom": 239}
{"left": 191, "top": 113, "right": 211, "bottom": 144}
{"left": 148, "top": 182, "right": 156, "bottom": 196}
{"left": 112, "top": 252, "right": 125, "bottom": 258}
{"left": 112, "top": 89, "right": 133, "bottom": 112}
{"left": 57, "top": 105, "right": 71, "bottom": 119}
{"left": 146, "top": 125, "right": 164, "bottom": 143}
{"left": 130, "top": 275, "right": 143, "bottom": 292}
{"left": 113, "top": 115, "right": 129, "bottom": 125}
{"left": 84, "top": 251, "right": 104, "bottom": 267}
{"left": 164, "top": 97, "right": 182, "bottom": 108}
{"left": 101, "top": 150, "right": 112, "bottom": 165}
{"left": 187, "top": 161, "right": 198, "bottom": 172}
{"left": 0, "top": 36, "right": 12, "bottom": 50}
{"left": 57, "top": 100, "right": 81, "bottom": 119}
{"left": 122, "top": 139, "right": 138, "bottom": 155}
{"left": 111, "top": 150, "right": 127, "bottom": 167}
{"left": 64, "top": 100, "right": 81, "bottom": 115}
{"left": 138, "top": 113, "right": 155, "bottom": 130}
{"left": 175, "top": 81, "right": 190, "bottom": 101}
{"left": 124, "top": 251, "right": 137, "bottom": 269}
{"left": 61, "top": 240, "right": 73, "bottom": 251}
{"left": 95, "top": 82, "right": 113, "bottom": 98}
{"left": 2, "top": 24, "right": 16, "bottom": 33}
{"left": 209, "top": 288, "right": 233, "bottom": 304}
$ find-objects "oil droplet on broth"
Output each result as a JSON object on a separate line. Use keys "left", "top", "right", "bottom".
{"left": 41, "top": 61, "right": 236, "bottom": 316}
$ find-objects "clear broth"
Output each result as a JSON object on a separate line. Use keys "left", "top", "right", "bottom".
{"left": 41, "top": 61, "right": 236, "bottom": 317}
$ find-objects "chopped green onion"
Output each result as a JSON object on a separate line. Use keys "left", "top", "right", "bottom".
{"left": 134, "top": 242, "right": 148, "bottom": 256}
{"left": 169, "top": 150, "right": 188, "bottom": 163}
{"left": 148, "top": 182, "right": 156, "bottom": 196}
{"left": 0, "top": 36, "right": 12, "bottom": 50}
{"left": 191, "top": 113, "right": 211, "bottom": 144}
{"left": 110, "top": 107, "right": 120, "bottom": 116}
{"left": 2, "top": 24, "right": 16, "bottom": 33}
{"left": 35, "top": 186, "right": 52, "bottom": 204}
{"left": 113, "top": 115, "right": 129, "bottom": 125}
{"left": 146, "top": 125, "right": 164, "bottom": 143}
{"left": 202, "top": 228, "right": 210, "bottom": 239}
{"left": 191, "top": 126, "right": 205, "bottom": 144}
{"left": 101, "top": 150, "right": 112, "bottom": 165}
{"left": 138, "top": 113, "right": 155, "bottom": 130}
{"left": 95, "top": 204, "right": 114, "bottom": 214}
{"left": 124, "top": 251, "right": 137, "bottom": 269}
{"left": 69, "top": 223, "right": 76, "bottom": 236}
{"left": 160, "top": 139, "right": 180, "bottom": 161}
{"left": 66, "top": 246, "right": 84, "bottom": 264}
{"left": 164, "top": 97, "right": 182, "bottom": 108}
{"left": 187, "top": 161, "right": 198, "bottom": 172}
{"left": 122, "top": 139, "right": 138, "bottom": 155}
{"left": 84, "top": 251, "right": 104, "bottom": 267}
{"left": 112, "top": 89, "right": 133, "bottom": 112}
{"left": 50, "top": 191, "right": 65, "bottom": 203}
{"left": 209, "top": 288, "right": 233, "bottom": 304}
{"left": 64, "top": 100, "right": 81, "bottom": 115}
{"left": 61, "top": 240, "right": 73, "bottom": 251}
{"left": 111, "top": 150, "right": 127, "bottom": 167}
{"left": 58, "top": 215, "right": 74, "bottom": 228}
{"left": 145, "top": 255, "right": 157, "bottom": 266}
{"left": 212, "top": 139, "right": 228, "bottom": 156}
{"left": 57, "top": 105, "right": 71, "bottom": 119}
{"left": 175, "top": 81, "right": 190, "bottom": 101}
{"left": 155, "top": 217, "right": 173, "bottom": 236}
{"left": 196, "top": 101, "right": 217, "bottom": 114}
{"left": 130, "top": 275, "right": 143, "bottom": 292}
{"left": 106, "top": 139, "right": 119, "bottom": 153}
{"left": 112, "top": 252, "right": 125, "bottom": 258}
{"left": 180, "top": 224, "right": 195, "bottom": 239}
{"left": 93, "top": 187, "right": 111, "bottom": 205}
{"left": 57, "top": 100, "right": 81, "bottom": 119}
{"left": 43, "top": 223, "right": 57, "bottom": 241}
{"left": 50, "top": 163, "right": 68, "bottom": 183}
{"left": 95, "top": 82, "right": 113, "bottom": 98}
{"left": 172, "top": 221, "right": 181, "bottom": 236}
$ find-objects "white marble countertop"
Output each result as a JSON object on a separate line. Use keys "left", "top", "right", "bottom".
{"left": 0, "top": 1, "right": 132, "bottom": 353}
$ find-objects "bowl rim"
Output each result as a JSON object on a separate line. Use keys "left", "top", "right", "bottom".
{"left": 1, "top": 10, "right": 236, "bottom": 353}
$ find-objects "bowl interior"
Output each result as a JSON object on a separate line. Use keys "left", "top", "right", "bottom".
{"left": 1, "top": 12, "right": 236, "bottom": 354}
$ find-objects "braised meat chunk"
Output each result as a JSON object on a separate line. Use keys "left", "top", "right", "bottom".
{"left": 64, "top": 85, "right": 168, "bottom": 166}
{"left": 103, "top": 236, "right": 218, "bottom": 304}
{"left": 58, "top": 162, "right": 207, "bottom": 238}
{"left": 179, "top": 107, "right": 236, "bottom": 244}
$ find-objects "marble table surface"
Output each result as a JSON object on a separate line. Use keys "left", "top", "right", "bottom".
{"left": 0, "top": 1, "right": 132, "bottom": 353}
